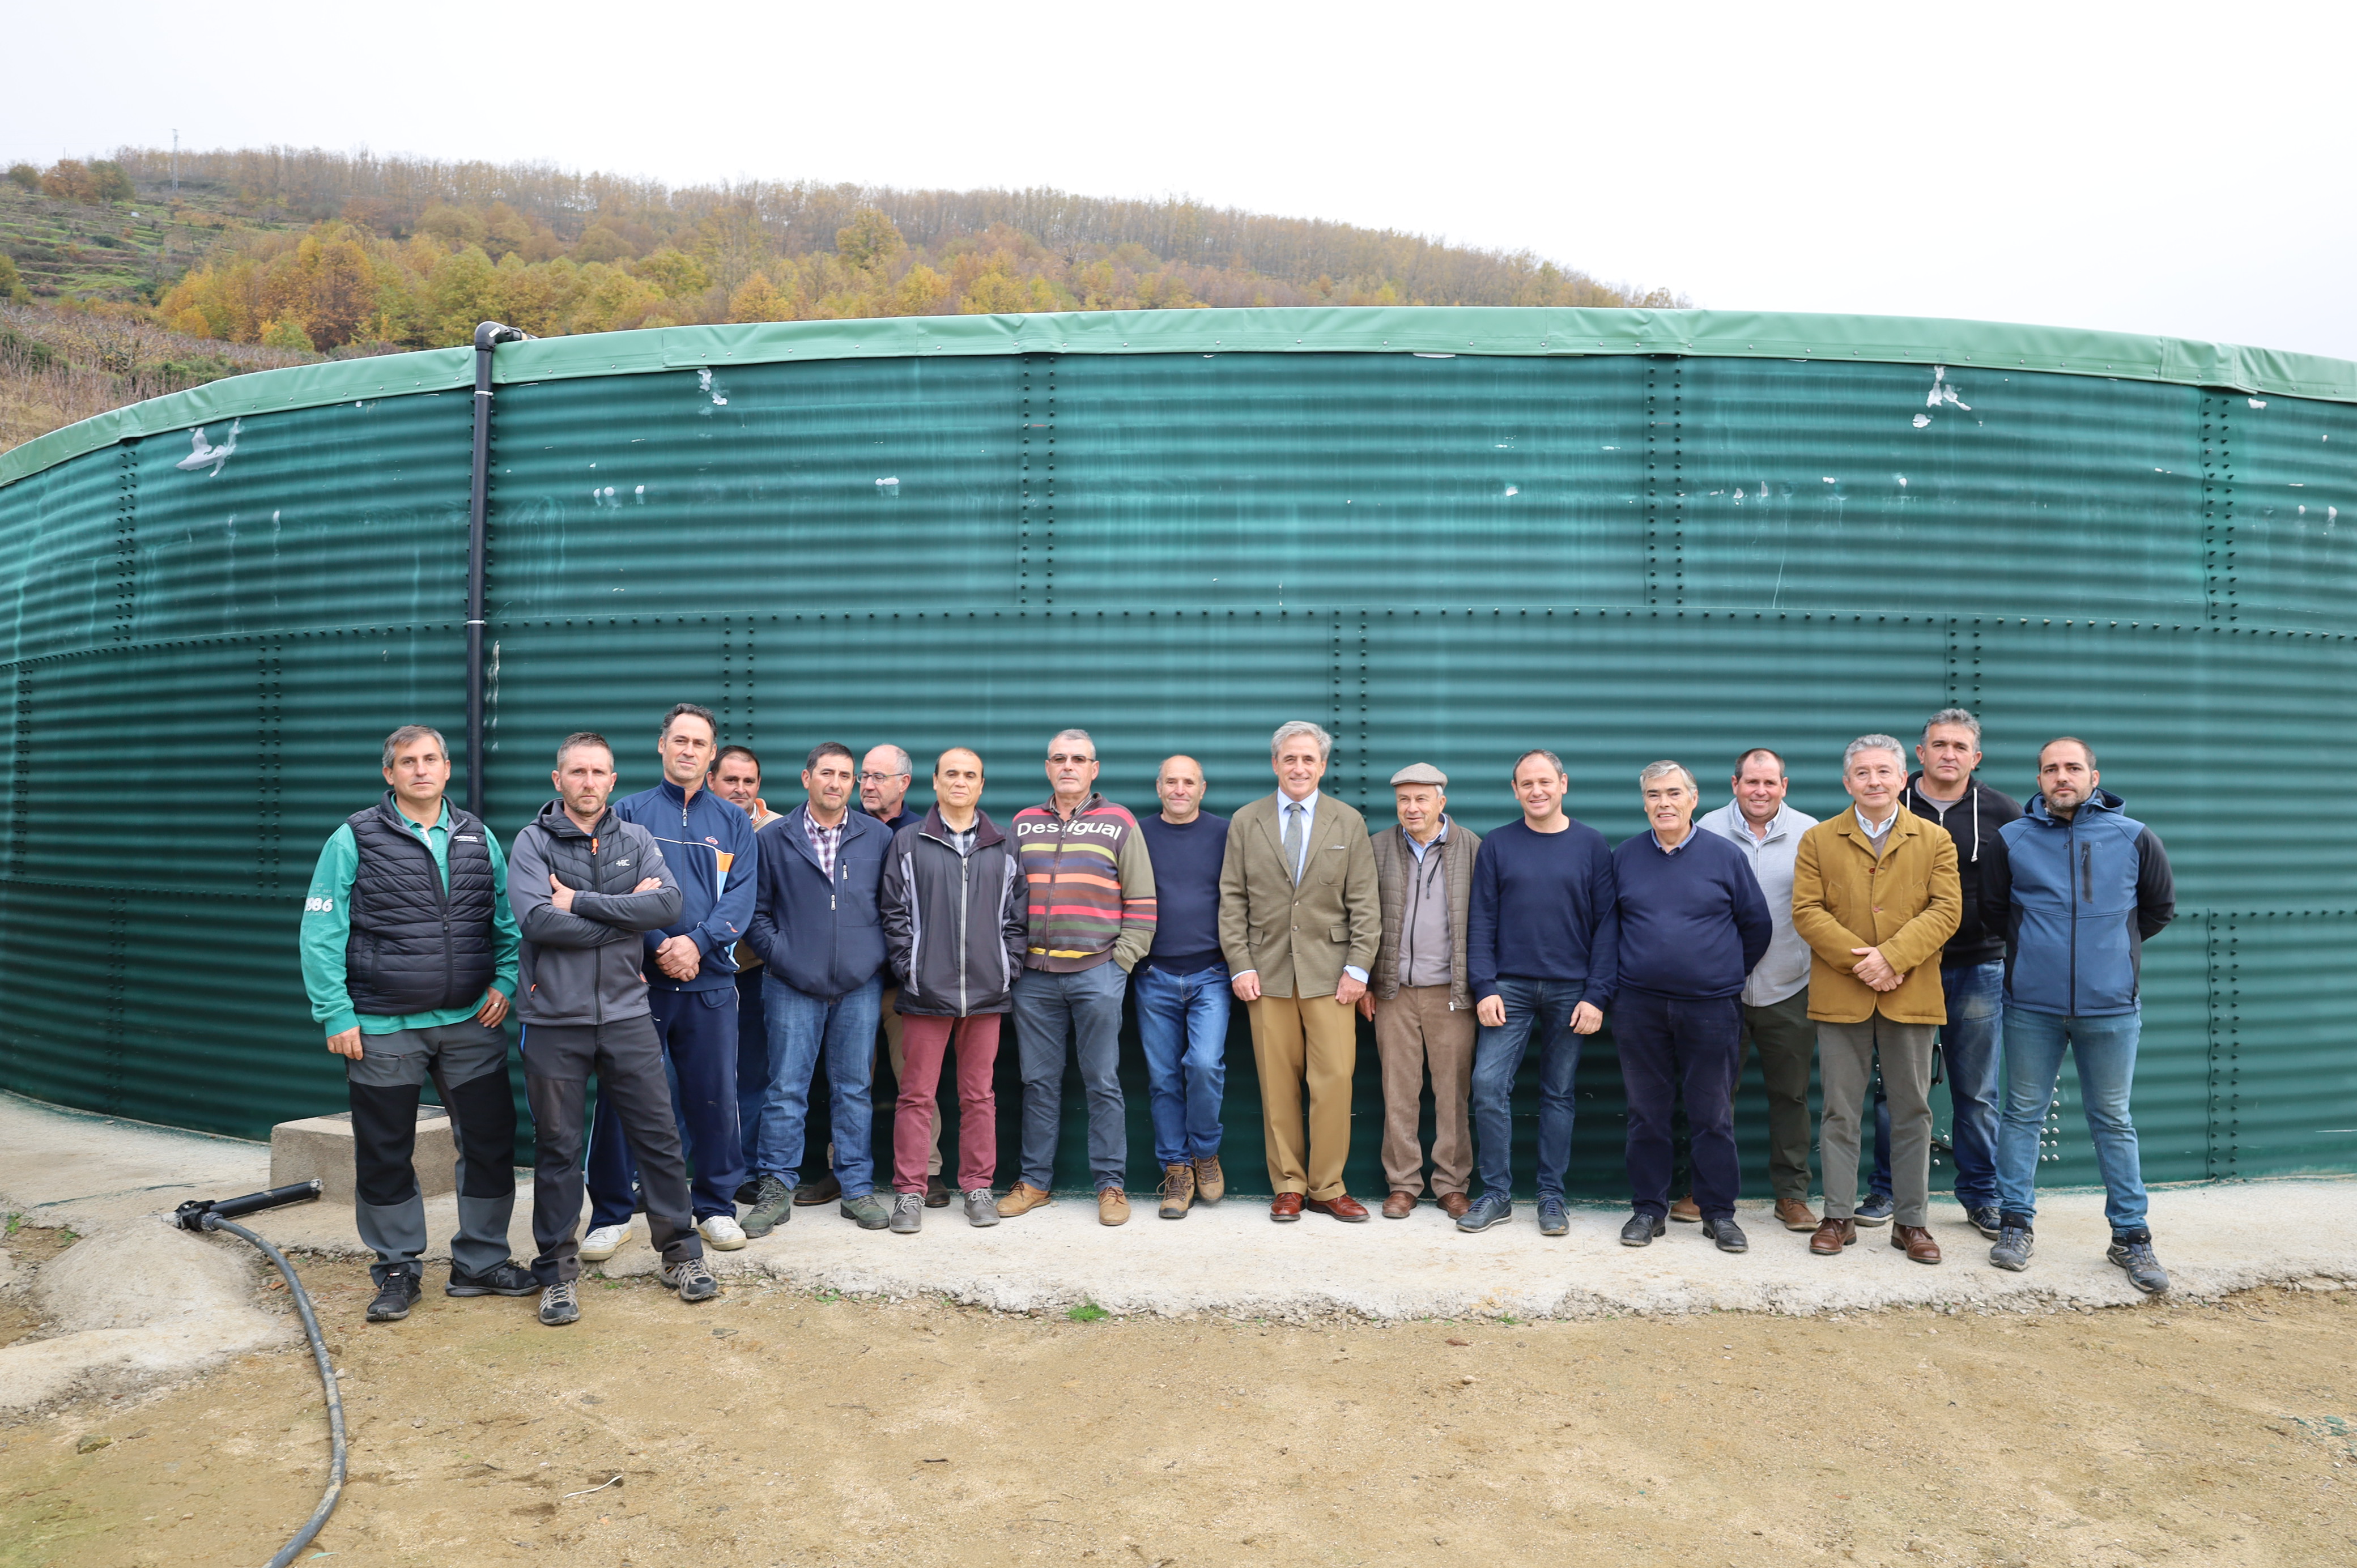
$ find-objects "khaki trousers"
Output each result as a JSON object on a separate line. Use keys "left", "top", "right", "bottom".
{"left": 1373, "top": 986, "right": 1475, "bottom": 1196}
{"left": 1818, "top": 1015, "right": 1936, "bottom": 1228}
{"left": 1247, "top": 992, "right": 1358, "bottom": 1200}
{"left": 836, "top": 988, "right": 943, "bottom": 1178}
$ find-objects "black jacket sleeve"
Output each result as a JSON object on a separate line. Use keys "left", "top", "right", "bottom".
{"left": 1980, "top": 828, "right": 2014, "bottom": 958}
{"left": 2134, "top": 829, "right": 2176, "bottom": 940}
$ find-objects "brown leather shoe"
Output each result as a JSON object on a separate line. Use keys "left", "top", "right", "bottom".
{"left": 1893, "top": 1224, "right": 1942, "bottom": 1264}
{"left": 1193, "top": 1156, "right": 1226, "bottom": 1204}
{"left": 1809, "top": 1217, "right": 1857, "bottom": 1255}
{"left": 1270, "top": 1192, "right": 1304, "bottom": 1222}
{"left": 1098, "top": 1188, "right": 1131, "bottom": 1226}
{"left": 1775, "top": 1198, "right": 1819, "bottom": 1232}
{"left": 1382, "top": 1190, "right": 1416, "bottom": 1219}
{"left": 995, "top": 1182, "right": 1054, "bottom": 1218}
{"left": 1306, "top": 1192, "right": 1371, "bottom": 1222}
{"left": 1438, "top": 1192, "right": 1471, "bottom": 1219}
{"left": 1669, "top": 1195, "right": 1703, "bottom": 1224}
{"left": 1158, "top": 1163, "right": 1195, "bottom": 1219}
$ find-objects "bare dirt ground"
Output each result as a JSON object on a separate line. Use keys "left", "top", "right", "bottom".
{"left": 3, "top": 1233, "right": 2352, "bottom": 1568}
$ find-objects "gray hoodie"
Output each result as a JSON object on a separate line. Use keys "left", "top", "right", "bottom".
{"left": 509, "top": 799, "right": 683, "bottom": 1027}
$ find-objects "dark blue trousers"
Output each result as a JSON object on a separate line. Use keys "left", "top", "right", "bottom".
{"left": 586, "top": 986, "right": 744, "bottom": 1226}
{"left": 1615, "top": 988, "right": 1742, "bottom": 1222}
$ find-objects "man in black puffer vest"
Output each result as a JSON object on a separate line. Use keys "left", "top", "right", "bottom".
{"left": 300, "top": 725, "right": 537, "bottom": 1325}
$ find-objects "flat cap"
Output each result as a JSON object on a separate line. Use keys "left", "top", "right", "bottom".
{"left": 1389, "top": 762, "right": 1448, "bottom": 788}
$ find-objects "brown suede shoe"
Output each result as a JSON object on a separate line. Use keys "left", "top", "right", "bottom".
{"left": 1438, "top": 1192, "right": 1472, "bottom": 1220}
{"left": 1775, "top": 1198, "right": 1819, "bottom": 1232}
{"left": 1669, "top": 1195, "right": 1703, "bottom": 1224}
{"left": 1099, "top": 1188, "right": 1131, "bottom": 1226}
{"left": 1193, "top": 1156, "right": 1226, "bottom": 1204}
{"left": 1892, "top": 1224, "right": 1942, "bottom": 1264}
{"left": 1158, "top": 1163, "right": 1195, "bottom": 1220}
{"left": 1809, "top": 1216, "right": 1858, "bottom": 1255}
{"left": 1269, "top": 1192, "right": 1304, "bottom": 1222}
{"left": 995, "top": 1182, "right": 1054, "bottom": 1218}
{"left": 1381, "top": 1190, "right": 1416, "bottom": 1219}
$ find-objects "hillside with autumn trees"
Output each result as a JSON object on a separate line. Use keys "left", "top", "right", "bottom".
{"left": 2, "top": 143, "right": 1683, "bottom": 450}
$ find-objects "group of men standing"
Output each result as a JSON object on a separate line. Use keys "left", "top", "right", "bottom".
{"left": 300, "top": 705, "right": 2177, "bottom": 1331}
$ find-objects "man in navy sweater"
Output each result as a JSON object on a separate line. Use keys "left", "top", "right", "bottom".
{"left": 1460, "top": 749, "right": 1618, "bottom": 1237}
{"left": 1133, "top": 754, "right": 1232, "bottom": 1217}
{"left": 580, "top": 704, "right": 758, "bottom": 1263}
{"left": 1611, "top": 760, "right": 1772, "bottom": 1253}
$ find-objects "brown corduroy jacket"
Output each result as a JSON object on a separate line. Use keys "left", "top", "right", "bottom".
{"left": 1368, "top": 818, "right": 1482, "bottom": 1009}
{"left": 1790, "top": 809, "right": 1962, "bottom": 1025}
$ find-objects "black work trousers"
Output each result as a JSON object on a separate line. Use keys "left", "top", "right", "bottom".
{"left": 521, "top": 1016, "right": 702, "bottom": 1284}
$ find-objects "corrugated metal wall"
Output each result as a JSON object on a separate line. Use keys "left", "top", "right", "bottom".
{"left": 2, "top": 330, "right": 2351, "bottom": 1201}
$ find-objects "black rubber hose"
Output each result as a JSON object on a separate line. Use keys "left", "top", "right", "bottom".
{"left": 203, "top": 1215, "right": 346, "bottom": 1567}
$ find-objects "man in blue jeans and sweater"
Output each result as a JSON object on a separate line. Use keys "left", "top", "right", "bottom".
{"left": 581, "top": 704, "right": 757, "bottom": 1262}
{"left": 1133, "top": 755, "right": 1231, "bottom": 1218}
{"left": 741, "top": 742, "right": 897, "bottom": 1236}
{"left": 1984, "top": 736, "right": 2177, "bottom": 1293}
{"left": 1460, "top": 749, "right": 1618, "bottom": 1237}
{"left": 1611, "top": 760, "right": 1771, "bottom": 1254}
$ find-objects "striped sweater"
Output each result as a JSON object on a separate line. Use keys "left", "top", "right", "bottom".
{"left": 1012, "top": 793, "right": 1158, "bottom": 973}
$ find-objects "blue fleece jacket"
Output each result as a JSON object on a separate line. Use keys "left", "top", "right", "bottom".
{"left": 1988, "top": 790, "right": 2175, "bottom": 1017}
{"left": 748, "top": 805, "right": 894, "bottom": 998}
{"left": 612, "top": 778, "right": 758, "bottom": 992}
{"left": 1466, "top": 817, "right": 1619, "bottom": 1005}
{"left": 1610, "top": 828, "right": 1772, "bottom": 1000}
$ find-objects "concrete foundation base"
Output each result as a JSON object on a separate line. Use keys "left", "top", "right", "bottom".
{"left": 268, "top": 1105, "right": 452, "bottom": 1203}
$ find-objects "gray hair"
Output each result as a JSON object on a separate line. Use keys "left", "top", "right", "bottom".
{"left": 1922, "top": 708, "right": 1982, "bottom": 746}
{"left": 1270, "top": 720, "right": 1333, "bottom": 762}
{"left": 1511, "top": 748, "right": 1567, "bottom": 784}
{"left": 381, "top": 724, "right": 448, "bottom": 770}
{"left": 867, "top": 744, "right": 913, "bottom": 779}
{"left": 1844, "top": 734, "right": 1908, "bottom": 771}
{"left": 1637, "top": 759, "right": 1697, "bottom": 793}
{"left": 1048, "top": 728, "right": 1097, "bottom": 759}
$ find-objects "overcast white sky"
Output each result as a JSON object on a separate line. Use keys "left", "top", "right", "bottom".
{"left": 8, "top": 2, "right": 2352, "bottom": 359}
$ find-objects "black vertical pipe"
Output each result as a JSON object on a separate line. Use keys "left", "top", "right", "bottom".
{"left": 465, "top": 322, "right": 525, "bottom": 819}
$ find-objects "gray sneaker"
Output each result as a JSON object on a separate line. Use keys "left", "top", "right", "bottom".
{"left": 538, "top": 1279, "right": 580, "bottom": 1327}
{"left": 1703, "top": 1216, "right": 1748, "bottom": 1253}
{"left": 1989, "top": 1223, "right": 2035, "bottom": 1272}
{"left": 964, "top": 1188, "right": 1000, "bottom": 1227}
{"left": 741, "top": 1174, "right": 794, "bottom": 1238}
{"left": 1456, "top": 1192, "right": 1513, "bottom": 1233}
{"left": 1536, "top": 1196, "right": 1569, "bottom": 1237}
{"left": 2108, "top": 1238, "right": 2170, "bottom": 1294}
{"left": 840, "top": 1192, "right": 892, "bottom": 1230}
{"left": 888, "top": 1193, "right": 924, "bottom": 1234}
{"left": 662, "top": 1256, "right": 719, "bottom": 1302}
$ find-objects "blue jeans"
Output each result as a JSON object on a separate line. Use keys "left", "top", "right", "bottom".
{"left": 1133, "top": 963, "right": 1230, "bottom": 1166}
{"left": 1995, "top": 1004, "right": 2150, "bottom": 1237}
{"left": 1012, "top": 961, "right": 1129, "bottom": 1192}
{"left": 748, "top": 974, "right": 880, "bottom": 1198}
{"left": 1468, "top": 978, "right": 1586, "bottom": 1201}
{"left": 734, "top": 965, "right": 769, "bottom": 1174}
{"left": 1866, "top": 959, "right": 2005, "bottom": 1205}
{"left": 586, "top": 986, "right": 743, "bottom": 1226}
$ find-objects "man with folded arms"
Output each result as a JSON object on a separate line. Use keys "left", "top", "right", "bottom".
{"left": 1460, "top": 751, "right": 1615, "bottom": 1236}
{"left": 1363, "top": 763, "right": 1484, "bottom": 1221}
{"left": 1791, "top": 735, "right": 1961, "bottom": 1265}
{"left": 1610, "top": 761, "right": 1770, "bottom": 1253}
{"left": 1219, "top": 721, "right": 1381, "bottom": 1222}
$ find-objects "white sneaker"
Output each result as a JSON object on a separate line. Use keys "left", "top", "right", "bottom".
{"left": 578, "top": 1222, "right": 631, "bottom": 1262}
{"left": 698, "top": 1213, "right": 748, "bottom": 1251}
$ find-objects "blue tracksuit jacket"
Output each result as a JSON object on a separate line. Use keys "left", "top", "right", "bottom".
{"left": 611, "top": 778, "right": 758, "bottom": 993}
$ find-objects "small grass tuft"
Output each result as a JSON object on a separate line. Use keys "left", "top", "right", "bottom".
{"left": 1066, "top": 1300, "right": 1111, "bottom": 1323}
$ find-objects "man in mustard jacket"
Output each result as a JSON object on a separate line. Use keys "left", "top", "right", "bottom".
{"left": 1792, "top": 734, "right": 1962, "bottom": 1264}
{"left": 1219, "top": 720, "right": 1382, "bottom": 1222}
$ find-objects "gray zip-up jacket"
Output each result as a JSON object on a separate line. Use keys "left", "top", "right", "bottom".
{"left": 882, "top": 806, "right": 1026, "bottom": 1018}
{"left": 509, "top": 799, "right": 683, "bottom": 1027}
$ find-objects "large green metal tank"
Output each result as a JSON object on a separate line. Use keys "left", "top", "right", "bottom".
{"left": 2, "top": 306, "right": 2351, "bottom": 1198}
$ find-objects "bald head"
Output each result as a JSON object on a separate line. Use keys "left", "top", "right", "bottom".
{"left": 1157, "top": 753, "right": 1206, "bottom": 824}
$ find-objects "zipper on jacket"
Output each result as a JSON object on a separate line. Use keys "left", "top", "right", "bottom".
{"left": 956, "top": 845, "right": 972, "bottom": 1015}
{"left": 2065, "top": 816, "right": 2078, "bottom": 1017}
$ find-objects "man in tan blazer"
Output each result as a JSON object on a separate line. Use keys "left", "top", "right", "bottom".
{"left": 1792, "top": 734, "right": 1962, "bottom": 1265}
{"left": 1219, "top": 720, "right": 1381, "bottom": 1221}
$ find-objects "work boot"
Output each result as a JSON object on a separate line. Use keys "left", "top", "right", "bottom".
{"left": 367, "top": 1266, "right": 422, "bottom": 1322}
{"left": 537, "top": 1280, "right": 579, "bottom": 1327}
{"left": 1099, "top": 1188, "right": 1131, "bottom": 1226}
{"left": 742, "top": 1174, "right": 794, "bottom": 1238}
{"left": 662, "top": 1256, "right": 719, "bottom": 1302}
{"left": 1159, "top": 1163, "right": 1196, "bottom": 1219}
{"left": 997, "top": 1182, "right": 1054, "bottom": 1218}
{"left": 794, "top": 1173, "right": 842, "bottom": 1207}
{"left": 2108, "top": 1235, "right": 2169, "bottom": 1294}
{"left": 445, "top": 1260, "right": 538, "bottom": 1298}
{"left": 1192, "top": 1156, "right": 1226, "bottom": 1204}
{"left": 840, "top": 1193, "right": 892, "bottom": 1230}
{"left": 889, "top": 1193, "right": 924, "bottom": 1234}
